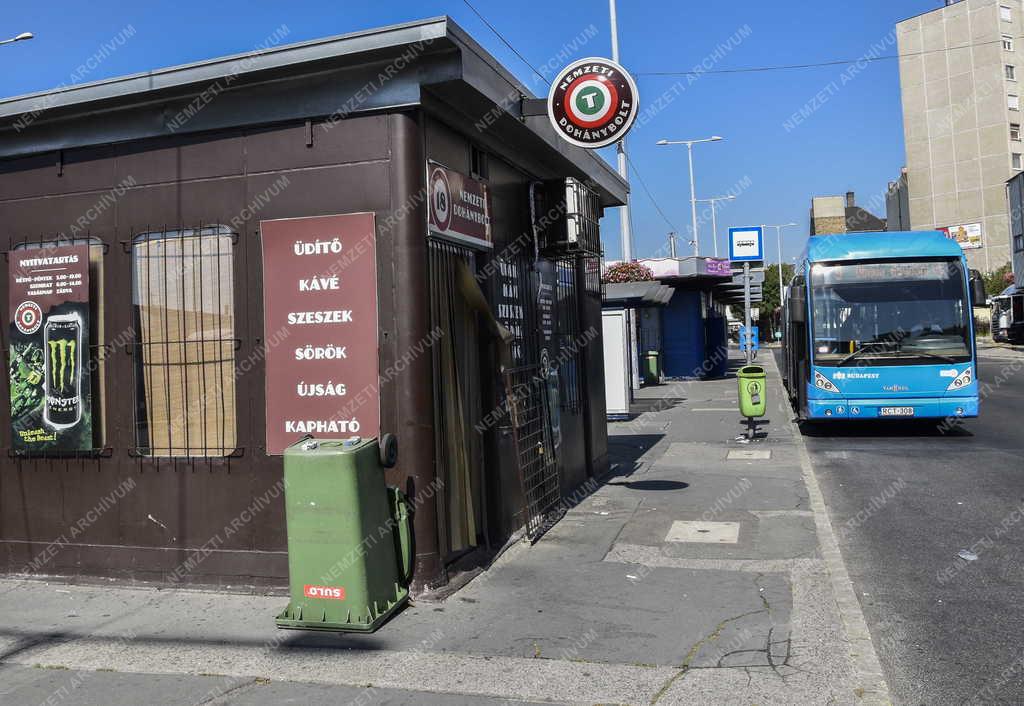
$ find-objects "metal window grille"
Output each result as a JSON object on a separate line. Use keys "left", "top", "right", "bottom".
{"left": 130, "top": 226, "right": 237, "bottom": 457}
{"left": 564, "top": 178, "right": 602, "bottom": 256}
{"left": 554, "top": 258, "right": 582, "bottom": 412}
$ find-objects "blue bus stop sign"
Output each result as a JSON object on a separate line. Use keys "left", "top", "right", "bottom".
{"left": 729, "top": 227, "right": 764, "bottom": 262}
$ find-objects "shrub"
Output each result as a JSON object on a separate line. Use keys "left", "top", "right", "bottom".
{"left": 603, "top": 261, "right": 655, "bottom": 283}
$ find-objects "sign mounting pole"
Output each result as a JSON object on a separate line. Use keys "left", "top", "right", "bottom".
{"left": 743, "top": 261, "right": 752, "bottom": 364}
{"left": 729, "top": 226, "right": 764, "bottom": 365}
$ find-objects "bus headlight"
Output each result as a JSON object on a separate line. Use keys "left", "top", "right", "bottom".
{"left": 946, "top": 368, "right": 973, "bottom": 391}
{"left": 814, "top": 370, "right": 841, "bottom": 394}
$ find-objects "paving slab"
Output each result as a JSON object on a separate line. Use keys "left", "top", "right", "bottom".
{"left": 0, "top": 663, "right": 249, "bottom": 706}
{"left": 615, "top": 508, "right": 819, "bottom": 561}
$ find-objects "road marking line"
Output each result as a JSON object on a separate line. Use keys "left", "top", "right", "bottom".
{"left": 691, "top": 407, "right": 735, "bottom": 412}
{"left": 765, "top": 354, "right": 892, "bottom": 704}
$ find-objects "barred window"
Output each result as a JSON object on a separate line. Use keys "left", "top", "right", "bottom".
{"left": 131, "top": 226, "right": 236, "bottom": 457}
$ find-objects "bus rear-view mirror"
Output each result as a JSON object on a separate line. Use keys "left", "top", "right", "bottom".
{"left": 969, "top": 269, "right": 986, "bottom": 307}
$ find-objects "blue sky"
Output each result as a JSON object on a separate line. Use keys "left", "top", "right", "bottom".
{"left": 0, "top": 1, "right": 944, "bottom": 263}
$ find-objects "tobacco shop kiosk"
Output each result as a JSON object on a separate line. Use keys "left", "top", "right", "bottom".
{"left": 0, "top": 18, "right": 627, "bottom": 591}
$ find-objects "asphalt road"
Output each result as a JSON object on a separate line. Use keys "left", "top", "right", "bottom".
{"left": 779, "top": 347, "right": 1024, "bottom": 704}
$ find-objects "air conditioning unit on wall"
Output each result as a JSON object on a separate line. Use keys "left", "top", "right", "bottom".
{"left": 534, "top": 178, "right": 603, "bottom": 258}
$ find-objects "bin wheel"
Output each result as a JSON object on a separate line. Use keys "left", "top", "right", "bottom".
{"left": 379, "top": 433, "right": 398, "bottom": 468}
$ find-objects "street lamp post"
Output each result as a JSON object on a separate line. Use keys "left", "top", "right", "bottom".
{"left": 656, "top": 136, "right": 724, "bottom": 257}
{"left": 695, "top": 195, "right": 737, "bottom": 257}
{"left": 0, "top": 32, "right": 33, "bottom": 46}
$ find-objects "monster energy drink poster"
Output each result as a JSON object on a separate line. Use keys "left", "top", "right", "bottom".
{"left": 8, "top": 244, "right": 92, "bottom": 452}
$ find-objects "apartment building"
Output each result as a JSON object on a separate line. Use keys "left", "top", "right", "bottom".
{"left": 897, "top": 0, "right": 1019, "bottom": 271}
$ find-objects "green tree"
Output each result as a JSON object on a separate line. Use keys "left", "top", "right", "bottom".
{"left": 758, "top": 263, "right": 795, "bottom": 340}
{"left": 982, "top": 262, "right": 1014, "bottom": 297}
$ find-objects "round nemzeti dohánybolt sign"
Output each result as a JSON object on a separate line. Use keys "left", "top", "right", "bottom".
{"left": 547, "top": 57, "right": 639, "bottom": 149}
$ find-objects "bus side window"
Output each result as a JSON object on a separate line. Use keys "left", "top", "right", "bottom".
{"left": 789, "top": 276, "right": 806, "bottom": 323}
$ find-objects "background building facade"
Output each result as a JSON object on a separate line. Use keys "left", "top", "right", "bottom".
{"left": 897, "top": 0, "right": 1019, "bottom": 271}
{"left": 887, "top": 168, "right": 913, "bottom": 230}
{"left": 809, "top": 192, "right": 886, "bottom": 235}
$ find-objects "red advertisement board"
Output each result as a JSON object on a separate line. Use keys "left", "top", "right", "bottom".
{"left": 260, "top": 214, "right": 379, "bottom": 455}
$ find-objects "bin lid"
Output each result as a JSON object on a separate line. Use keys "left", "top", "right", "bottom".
{"left": 737, "top": 365, "right": 766, "bottom": 377}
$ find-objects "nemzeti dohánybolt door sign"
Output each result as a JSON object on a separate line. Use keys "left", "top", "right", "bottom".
{"left": 260, "top": 214, "right": 380, "bottom": 455}
{"left": 8, "top": 244, "right": 92, "bottom": 452}
{"left": 427, "top": 161, "right": 492, "bottom": 249}
{"left": 547, "top": 57, "right": 639, "bottom": 149}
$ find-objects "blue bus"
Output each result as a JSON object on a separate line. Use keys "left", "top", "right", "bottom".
{"left": 781, "top": 231, "right": 986, "bottom": 421}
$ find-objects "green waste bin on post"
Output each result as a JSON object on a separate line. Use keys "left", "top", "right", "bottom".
{"left": 737, "top": 365, "right": 767, "bottom": 418}
{"left": 275, "top": 434, "right": 413, "bottom": 633}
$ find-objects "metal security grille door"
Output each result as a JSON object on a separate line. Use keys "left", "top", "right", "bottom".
{"left": 493, "top": 251, "right": 561, "bottom": 541}
{"left": 502, "top": 363, "right": 559, "bottom": 541}
{"left": 130, "top": 226, "right": 238, "bottom": 457}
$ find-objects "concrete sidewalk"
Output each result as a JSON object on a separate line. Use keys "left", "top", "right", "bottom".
{"left": 0, "top": 352, "right": 888, "bottom": 705}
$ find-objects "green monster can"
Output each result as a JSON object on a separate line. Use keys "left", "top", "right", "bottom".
{"left": 43, "top": 313, "right": 83, "bottom": 430}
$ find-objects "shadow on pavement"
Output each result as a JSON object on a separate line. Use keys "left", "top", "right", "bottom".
{"left": 606, "top": 434, "right": 664, "bottom": 477}
{"left": 605, "top": 479, "right": 689, "bottom": 491}
{"left": 797, "top": 419, "right": 974, "bottom": 438}
{"left": 0, "top": 625, "right": 395, "bottom": 653}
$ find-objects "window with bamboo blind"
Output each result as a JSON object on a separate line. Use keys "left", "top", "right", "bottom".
{"left": 131, "top": 226, "right": 236, "bottom": 457}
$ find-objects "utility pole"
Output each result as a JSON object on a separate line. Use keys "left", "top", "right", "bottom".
{"left": 668, "top": 232, "right": 677, "bottom": 258}
{"left": 609, "top": 0, "right": 640, "bottom": 392}
{"left": 687, "top": 142, "right": 698, "bottom": 258}
{"left": 609, "top": 0, "right": 632, "bottom": 262}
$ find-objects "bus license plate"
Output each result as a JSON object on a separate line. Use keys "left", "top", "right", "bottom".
{"left": 879, "top": 407, "right": 914, "bottom": 417}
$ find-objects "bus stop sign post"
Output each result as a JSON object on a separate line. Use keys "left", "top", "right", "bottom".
{"left": 729, "top": 227, "right": 764, "bottom": 365}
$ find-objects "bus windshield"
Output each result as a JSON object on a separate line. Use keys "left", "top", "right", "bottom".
{"left": 810, "top": 259, "right": 971, "bottom": 365}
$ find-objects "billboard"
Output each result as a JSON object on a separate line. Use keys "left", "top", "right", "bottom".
{"left": 7, "top": 244, "right": 92, "bottom": 452}
{"left": 938, "top": 222, "right": 983, "bottom": 249}
{"left": 260, "top": 214, "right": 380, "bottom": 455}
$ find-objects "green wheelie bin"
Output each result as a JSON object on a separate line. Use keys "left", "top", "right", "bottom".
{"left": 275, "top": 434, "right": 413, "bottom": 633}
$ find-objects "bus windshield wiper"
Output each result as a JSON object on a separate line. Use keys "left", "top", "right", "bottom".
{"left": 836, "top": 341, "right": 891, "bottom": 366}
{"left": 895, "top": 349, "right": 958, "bottom": 363}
